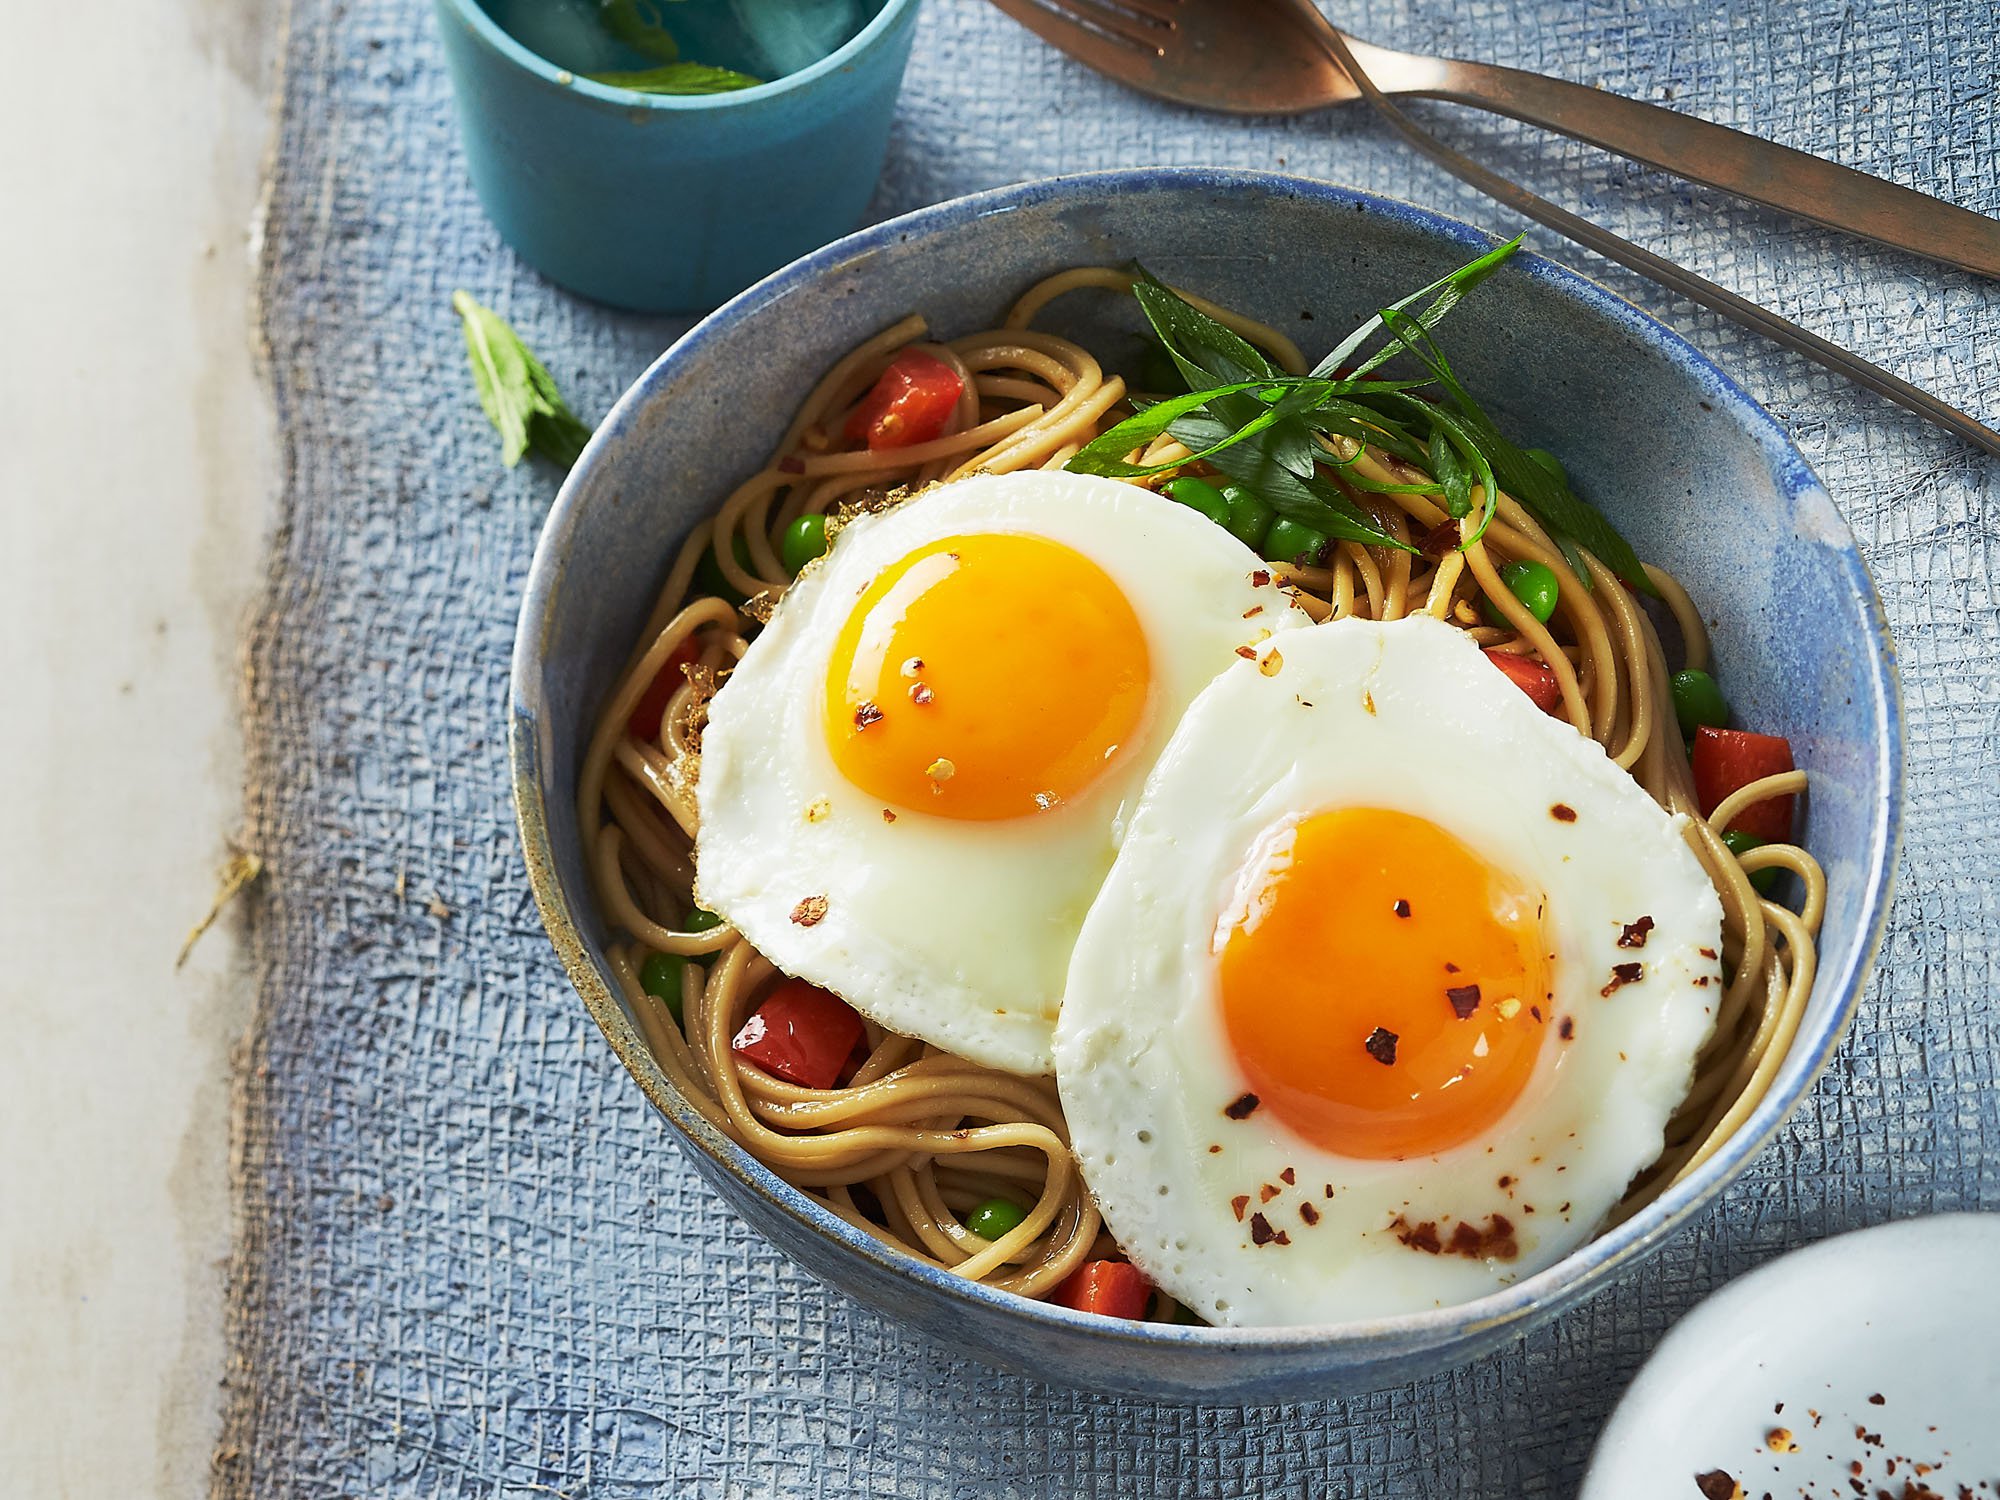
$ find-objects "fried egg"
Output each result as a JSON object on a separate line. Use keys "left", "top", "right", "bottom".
{"left": 695, "top": 470, "right": 1306, "bottom": 1075}
{"left": 1053, "top": 614, "right": 1724, "bottom": 1326}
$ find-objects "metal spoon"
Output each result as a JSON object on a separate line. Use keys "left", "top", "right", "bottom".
{"left": 990, "top": 0, "right": 2000, "bottom": 455}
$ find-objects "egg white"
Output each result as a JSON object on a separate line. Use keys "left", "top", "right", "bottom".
{"left": 695, "top": 470, "right": 1307, "bottom": 1076}
{"left": 1053, "top": 614, "right": 1724, "bottom": 1326}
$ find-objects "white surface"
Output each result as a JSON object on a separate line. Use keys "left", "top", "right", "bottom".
{"left": 1581, "top": 1214, "right": 2000, "bottom": 1500}
{"left": 0, "top": 0, "right": 279, "bottom": 1493}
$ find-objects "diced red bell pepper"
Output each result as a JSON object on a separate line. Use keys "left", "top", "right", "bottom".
{"left": 1051, "top": 1260, "right": 1153, "bottom": 1320}
{"left": 1692, "top": 726, "right": 1797, "bottom": 842}
{"left": 1484, "top": 648, "right": 1563, "bottom": 716}
{"left": 625, "top": 634, "right": 704, "bottom": 740}
{"left": 843, "top": 349, "right": 964, "bottom": 452}
{"left": 730, "top": 979, "right": 866, "bottom": 1090}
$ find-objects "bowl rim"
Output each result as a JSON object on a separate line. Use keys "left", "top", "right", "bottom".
{"left": 436, "top": 0, "right": 921, "bottom": 112}
{"left": 510, "top": 166, "right": 1904, "bottom": 1355}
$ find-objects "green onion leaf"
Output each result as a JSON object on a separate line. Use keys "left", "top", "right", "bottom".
{"left": 588, "top": 61, "right": 763, "bottom": 94}
{"left": 452, "top": 290, "right": 594, "bottom": 469}
{"left": 1130, "top": 268, "right": 1277, "bottom": 390}
{"left": 1376, "top": 304, "right": 1647, "bottom": 589}
{"left": 1067, "top": 379, "right": 1320, "bottom": 478}
{"left": 1167, "top": 413, "right": 1413, "bottom": 552}
{"left": 1428, "top": 427, "right": 1472, "bottom": 518}
{"left": 1309, "top": 237, "right": 1522, "bottom": 380}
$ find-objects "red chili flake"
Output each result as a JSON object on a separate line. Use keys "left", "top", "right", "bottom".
{"left": 1417, "top": 519, "right": 1460, "bottom": 558}
{"left": 789, "top": 894, "right": 829, "bottom": 927}
{"left": 1250, "top": 569, "right": 1271, "bottom": 587}
{"left": 1601, "top": 962, "right": 1644, "bottom": 997}
{"left": 1242, "top": 605, "right": 1264, "bottom": 618}
{"left": 1618, "top": 916, "right": 1656, "bottom": 949}
{"left": 1259, "top": 1183, "right": 1280, "bottom": 1203}
{"left": 1694, "top": 1471, "right": 1740, "bottom": 1500}
{"left": 1699, "top": 946, "right": 1718, "bottom": 960}
{"left": 1390, "top": 1212, "right": 1517, "bottom": 1260}
{"left": 1444, "top": 961, "right": 1461, "bottom": 974}
{"left": 1235, "top": 645, "right": 1258, "bottom": 659}
{"left": 1868, "top": 1394, "right": 1885, "bottom": 1406}
{"left": 881, "top": 809, "right": 897, "bottom": 823}
{"left": 1551, "top": 803, "right": 1578, "bottom": 823}
{"left": 1558, "top": 1016, "right": 1576, "bottom": 1041}
{"left": 853, "top": 701, "right": 885, "bottom": 730}
{"left": 1224, "top": 1092, "right": 1260, "bottom": 1120}
{"left": 1230, "top": 1194, "right": 1249, "bottom": 1222}
{"left": 1694, "top": 975, "right": 1712, "bottom": 987}
{"left": 1446, "top": 984, "right": 1482, "bottom": 1019}
{"left": 1279, "top": 1167, "right": 1295, "bottom": 1185}
{"left": 1392, "top": 898, "right": 1412, "bottom": 918}
{"left": 1248, "top": 1213, "right": 1289, "bottom": 1247}
{"left": 1498, "top": 1174, "right": 1514, "bottom": 1189}
{"left": 1364, "top": 1026, "right": 1399, "bottom": 1065}
{"left": 1207, "top": 1144, "right": 1222, "bottom": 1154}
{"left": 1323, "top": 1184, "right": 1335, "bottom": 1198}
{"left": 1299, "top": 1202, "right": 1320, "bottom": 1226}
{"left": 1530, "top": 1005, "right": 1543, "bottom": 1022}
{"left": 1389, "top": 1216, "right": 1442, "bottom": 1254}
{"left": 908, "top": 682, "right": 935, "bottom": 706}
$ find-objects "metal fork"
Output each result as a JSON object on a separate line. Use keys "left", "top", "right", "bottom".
{"left": 990, "top": 0, "right": 2000, "bottom": 457}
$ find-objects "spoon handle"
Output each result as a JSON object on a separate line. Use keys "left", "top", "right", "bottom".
{"left": 1313, "top": 29, "right": 2000, "bottom": 458}
{"left": 1344, "top": 36, "right": 2000, "bottom": 282}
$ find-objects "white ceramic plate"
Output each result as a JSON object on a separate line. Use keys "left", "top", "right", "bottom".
{"left": 1582, "top": 1214, "right": 2000, "bottom": 1500}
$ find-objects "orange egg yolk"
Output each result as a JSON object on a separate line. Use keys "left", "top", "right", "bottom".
{"left": 823, "top": 533, "right": 1151, "bottom": 820}
{"left": 1218, "top": 807, "right": 1551, "bottom": 1160}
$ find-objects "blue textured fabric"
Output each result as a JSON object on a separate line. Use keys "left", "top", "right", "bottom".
{"left": 223, "top": 0, "right": 1999, "bottom": 1494}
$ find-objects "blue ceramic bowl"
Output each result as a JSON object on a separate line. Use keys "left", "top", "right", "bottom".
{"left": 435, "top": 0, "right": 920, "bottom": 312}
{"left": 511, "top": 169, "right": 1902, "bottom": 1402}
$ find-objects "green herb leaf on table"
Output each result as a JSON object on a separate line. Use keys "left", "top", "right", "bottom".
{"left": 588, "top": 62, "right": 763, "bottom": 94}
{"left": 452, "top": 291, "right": 594, "bottom": 469}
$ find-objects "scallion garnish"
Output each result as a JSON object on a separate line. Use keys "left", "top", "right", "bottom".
{"left": 1064, "top": 241, "right": 1651, "bottom": 591}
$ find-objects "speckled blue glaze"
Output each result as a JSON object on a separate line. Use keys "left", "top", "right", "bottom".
{"left": 433, "top": 0, "right": 919, "bottom": 312}
{"left": 510, "top": 169, "right": 1901, "bottom": 1403}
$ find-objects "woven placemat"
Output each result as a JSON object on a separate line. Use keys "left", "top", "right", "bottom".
{"left": 219, "top": 1, "right": 1998, "bottom": 1493}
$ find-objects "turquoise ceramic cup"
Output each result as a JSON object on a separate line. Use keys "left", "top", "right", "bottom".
{"left": 434, "top": 0, "right": 921, "bottom": 312}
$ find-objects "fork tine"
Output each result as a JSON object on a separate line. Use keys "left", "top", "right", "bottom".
{"left": 987, "top": 0, "right": 1172, "bottom": 59}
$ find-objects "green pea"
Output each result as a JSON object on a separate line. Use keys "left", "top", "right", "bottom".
{"left": 639, "top": 951, "right": 686, "bottom": 1023}
{"left": 1263, "top": 516, "right": 1330, "bottom": 566}
{"left": 1220, "top": 484, "right": 1275, "bottom": 551}
{"left": 1670, "top": 668, "right": 1731, "bottom": 735}
{"left": 779, "top": 514, "right": 829, "bottom": 576}
{"left": 695, "top": 532, "right": 755, "bottom": 606}
{"left": 1719, "top": 829, "right": 1780, "bottom": 896}
{"left": 965, "top": 1197, "right": 1028, "bottom": 1240}
{"left": 683, "top": 906, "right": 726, "bottom": 934}
{"left": 1163, "top": 476, "right": 1232, "bottom": 527}
{"left": 1483, "top": 558, "right": 1560, "bottom": 627}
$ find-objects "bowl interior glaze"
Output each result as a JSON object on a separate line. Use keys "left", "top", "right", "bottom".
{"left": 511, "top": 169, "right": 1900, "bottom": 1403}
